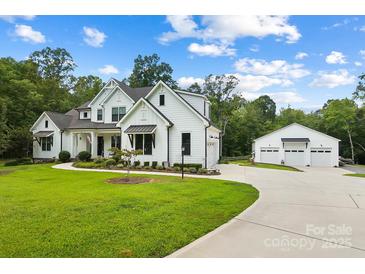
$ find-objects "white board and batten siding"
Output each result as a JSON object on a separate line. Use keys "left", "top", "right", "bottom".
{"left": 148, "top": 86, "right": 207, "bottom": 167}
{"left": 120, "top": 100, "right": 168, "bottom": 165}
{"left": 253, "top": 123, "right": 340, "bottom": 167}
{"left": 31, "top": 113, "right": 61, "bottom": 159}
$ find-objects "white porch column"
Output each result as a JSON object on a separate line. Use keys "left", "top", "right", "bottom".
{"left": 91, "top": 131, "right": 98, "bottom": 158}
{"left": 70, "top": 133, "right": 75, "bottom": 158}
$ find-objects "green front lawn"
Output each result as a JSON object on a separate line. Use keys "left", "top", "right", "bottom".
{"left": 344, "top": 173, "right": 365, "bottom": 178}
{"left": 229, "top": 159, "right": 301, "bottom": 172}
{"left": 0, "top": 164, "right": 258, "bottom": 258}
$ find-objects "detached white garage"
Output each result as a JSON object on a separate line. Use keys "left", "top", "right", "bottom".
{"left": 252, "top": 123, "right": 340, "bottom": 167}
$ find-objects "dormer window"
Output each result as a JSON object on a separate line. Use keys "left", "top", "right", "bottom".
{"left": 83, "top": 112, "right": 88, "bottom": 118}
{"left": 112, "top": 107, "right": 126, "bottom": 122}
{"left": 159, "top": 94, "right": 165, "bottom": 106}
{"left": 97, "top": 109, "right": 103, "bottom": 121}
{"left": 45, "top": 120, "right": 48, "bottom": 128}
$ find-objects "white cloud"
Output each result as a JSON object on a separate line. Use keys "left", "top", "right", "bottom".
{"left": 188, "top": 43, "right": 235, "bottom": 57}
{"left": 359, "top": 25, "right": 365, "bottom": 32}
{"left": 241, "top": 91, "right": 305, "bottom": 104}
{"left": 232, "top": 73, "right": 293, "bottom": 92}
{"left": 0, "top": 15, "right": 35, "bottom": 23}
{"left": 159, "top": 16, "right": 301, "bottom": 56}
{"left": 249, "top": 44, "right": 259, "bottom": 52}
{"left": 355, "top": 61, "right": 363, "bottom": 67}
{"left": 234, "top": 58, "right": 310, "bottom": 79}
{"left": 310, "top": 69, "right": 355, "bottom": 88}
{"left": 98, "top": 65, "right": 119, "bottom": 75}
{"left": 177, "top": 76, "right": 205, "bottom": 89}
{"left": 325, "top": 51, "right": 347, "bottom": 64}
{"left": 360, "top": 50, "right": 365, "bottom": 59}
{"left": 14, "top": 24, "right": 45, "bottom": 43}
{"left": 83, "top": 26, "right": 106, "bottom": 48}
{"left": 295, "top": 52, "right": 308, "bottom": 60}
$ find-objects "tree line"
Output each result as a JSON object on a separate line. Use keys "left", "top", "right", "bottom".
{"left": 0, "top": 48, "right": 364, "bottom": 163}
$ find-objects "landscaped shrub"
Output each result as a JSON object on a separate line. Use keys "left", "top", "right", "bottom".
{"left": 165, "top": 167, "right": 175, "bottom": 172}
{"left": 144, "top": 166, "right": 152, "bottom": 170}
{"left": 134, "top": 160, "right": 140, "bottom": 167}
{"left": 4, "top": 160, "right": 18, "bottom": 166}
{"left": 58, "top": 151, "right": 71, "bottom": 163}
{"left": 189, "top": 167, "right": 197, "bottom": 174}
{"left": 78, "top": 151, "right": 91, "bottom": 162}
{"left": 197, "top": 168, "right": 208, "bottom": 174}
{"left": 143, "top": 161, "right": 150, "bottom": 167}
{"left": 112, "top": 154, "right": 120, "bottom": 163}
{"left": 173, "top": 163, "right": 202, "bottom": 170}
{"left": 135, "top": 166, "right": 142, "bottom": 170}
{"left": 173, "top": 166, "right": 180, "bottom": 172}
{"left": 156, "top": 165, "right": 164, "bottom": 170}
{"left": 73, "top": 162, "right": 97, "bottom": 168}
{"left": 94, "top": 157, "right": 105, "bottom": 164}
{"left": 116, "top": 163, "right": 125, "bottom": 168}
{"left": 105, "top": 159, "right": 117, "bottom": 167}
{"left": 151, "top": 161, "right": 158, "bottom": 168}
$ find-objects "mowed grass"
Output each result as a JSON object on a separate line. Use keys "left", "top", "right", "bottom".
{"left": 344, "top": 173, "right": 365, "bottom": 178}
{"left": 229, "top": 159, "right": 301, "bottom": 172}
{"left": 0, "top": 164, "right": 258, "bottom": 258}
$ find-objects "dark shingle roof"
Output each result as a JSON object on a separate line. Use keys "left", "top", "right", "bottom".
{"left": 125, "top": 124, "right": 157, "bottom": 133}
{"left": 75, "top": 101, "right": 91, "bottom": 109}
{"left": 112, "top": 78, "right": 153, "bottom": 101}
{"left": 45, "top": 110, "right": 118, "bottom": 130}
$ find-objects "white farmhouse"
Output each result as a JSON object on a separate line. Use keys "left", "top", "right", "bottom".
{"left": 30, "top": 79, "right": 221, "bottom": 168}
{"left": 252, "top": 123, "right": 340, "bottom": 167}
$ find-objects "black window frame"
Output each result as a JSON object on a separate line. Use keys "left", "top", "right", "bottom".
{"left": 97, "top": 109, "right": 103, "bottom": 121}
{"left": 45, "top": 120, "right": 48, "bottom": 128}
{"left": 111, "top": 135, "right": 121, "bottom": 149}
{"left": 41, "top": 136, "right": 52, "bottom": 151}
{"left": 159, "top": 94, "right": 165, "bottom": 106}
{"left": 144, "top": 134, "right": 153, "bottom": 155}
{"left": 135, "top": 134, "right": 143, "bottom": 150}
{"left": 83, "top": 112, "right": 88, "bottom": 118}
{"left": 112, "top": 107, "right": 126, "bottom": 122}
{"left": 181, "top": 133, "right": 191, "bottom": 156}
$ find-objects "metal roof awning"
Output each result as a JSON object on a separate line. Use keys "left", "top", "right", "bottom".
{"left": 33, "top": 131, "right": 54, "bottom": 138}
{"left": 124, "top": 125, "right": 157, "bottom": 134}
{"left": 281, "top": 138, "right": 310, "bottom": 142}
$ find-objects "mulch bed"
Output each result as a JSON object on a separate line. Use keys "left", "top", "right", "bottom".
{"left": 0, "top": 169, "right": 14, "bottom": 176}
{"left": 106, "top": 177, "right": 156, "bottom": 184}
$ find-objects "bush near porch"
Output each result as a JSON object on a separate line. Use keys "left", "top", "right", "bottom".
{"left": 0, "top": 164, "right": 258, "bottom": 257}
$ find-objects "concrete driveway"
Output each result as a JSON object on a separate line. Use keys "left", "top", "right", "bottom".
{"left": 169, "top": 164, "right": 365, "bottom": 257}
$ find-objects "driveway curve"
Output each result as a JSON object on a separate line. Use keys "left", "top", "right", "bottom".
{"left": 54, "top": 163, "right": 365, "bottom": 257}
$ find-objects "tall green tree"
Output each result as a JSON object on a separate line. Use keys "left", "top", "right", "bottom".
{"left": 252, "top": 95, "right": 276, "bottom": 121}
{"left": 0, "top": 99, "right": 9, "bottom": 156}
{"left": 354, "top": 73, "right": 365, "bottom": 101}
{"left": 203, "top": 74, "right": 244, "bottom": 136}
{"left": 322, "top": 99, "right": 358, "bottom": 161}
{"left": 29, "top": 47, "right": 76, "bottom": 88}
{"left": 71, "top": 75, "right": 104, "bottom": 106}
{"left": 127, "top": 54, "right": 178, "bottom": 88}
{"left": 186, "top": 82, "right": 202, "bottom": 94}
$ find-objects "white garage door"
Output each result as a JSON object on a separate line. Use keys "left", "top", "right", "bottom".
{"left": 284, "top": 149, "right": 305, "bottom": 166}
{"left": 260, "top": 148, "right": 280, "bottom": 164}
{"left": 311, "top": 148, "right": 332, "bottom": 167}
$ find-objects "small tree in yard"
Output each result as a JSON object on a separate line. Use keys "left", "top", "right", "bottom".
{"left": 109, "top": 148, "right": 143, "bottom": 176}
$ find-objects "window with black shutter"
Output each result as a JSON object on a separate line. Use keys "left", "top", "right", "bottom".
{"left": 182, "top": 133, "right": 191, "bottom": 155}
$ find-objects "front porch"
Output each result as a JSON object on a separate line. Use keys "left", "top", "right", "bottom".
{"left": 70, "top": 129, "right": 121, "bottom": 159}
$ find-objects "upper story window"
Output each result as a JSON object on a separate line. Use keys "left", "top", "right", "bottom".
{"left": 181, "top": 133, "right": 191, "bottom": 156}
{"left": 159, "top": 94, "right": 165, "bottom": 106}
{"left": 45, "top": 120, "right": 48, "bottom": 128}
{"left": 112, "top": 107, "right": 126, "bottom": 122}
{"left": 83, "top": 112, "right": 88, "bottom": 118}
{"left": 97, "top": 109, "right": 103, "bottom": 121}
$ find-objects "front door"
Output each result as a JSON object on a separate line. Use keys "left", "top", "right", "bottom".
{"left": 97, "top": 136, "right": 104, "bottom": 156}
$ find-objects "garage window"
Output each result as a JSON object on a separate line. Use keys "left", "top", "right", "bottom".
{"left": 273, "top": 150, "right": 279, "bottom": 152}
{"left": 298, "top": 150, "right": 304, "bottom": 152}
{"left": 291, "top": 150, "right": 297, "bottom": 152}
{"left": 267, "top": 150, "right": 272, "bottom": 152}
{"left": 285, "top": 150, "right": 290, "bottom": 152}
{"left": 261, "top": 150, "right": 266, "bottom": 152}
{"left": 325, "top": 150, "right": 331, "bottom": 153}
{"left": 318, "top": 150, "right": 324, "bottom": 153}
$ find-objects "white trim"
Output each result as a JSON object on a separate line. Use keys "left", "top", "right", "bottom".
{"left": 146, "top": 81, "right": 210, "bottom": 126}
{"left": 208, "top": 125, "right": 221, "bottom": 133}
{"left": 100, "top": 85, "right": 135, "bottom": 106}
{"left": 30, "top": 112, "right": 60, "bottom": 132}
{"left": 254, "top": 123, "right": 341, "bottom": 142}
{"left": 174, "top": 89, "right": 207, "bottom": 100}
{"left": 89, "top": 78, "right": 121, "bottom": 106}
{"left": 116, "top": 98, "right": 171, "bottom": 127}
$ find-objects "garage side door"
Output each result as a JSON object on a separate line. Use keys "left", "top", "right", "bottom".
{"left": 311, "top": 148, "right": 332, "bottom": 167}
{"left": 260, "top": 148, "right": 280, "bottom": 164}
{"left": 284, "top": 149, "right": 305, "bottom": 166}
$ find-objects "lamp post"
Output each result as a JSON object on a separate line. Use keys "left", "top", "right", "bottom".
{"left": 181, "top": 146, "right": 185, "bottom": 179}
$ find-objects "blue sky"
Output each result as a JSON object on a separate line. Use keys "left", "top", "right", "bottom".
{"left": 0, "top": 15, "right": 364, "bottom": 111}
